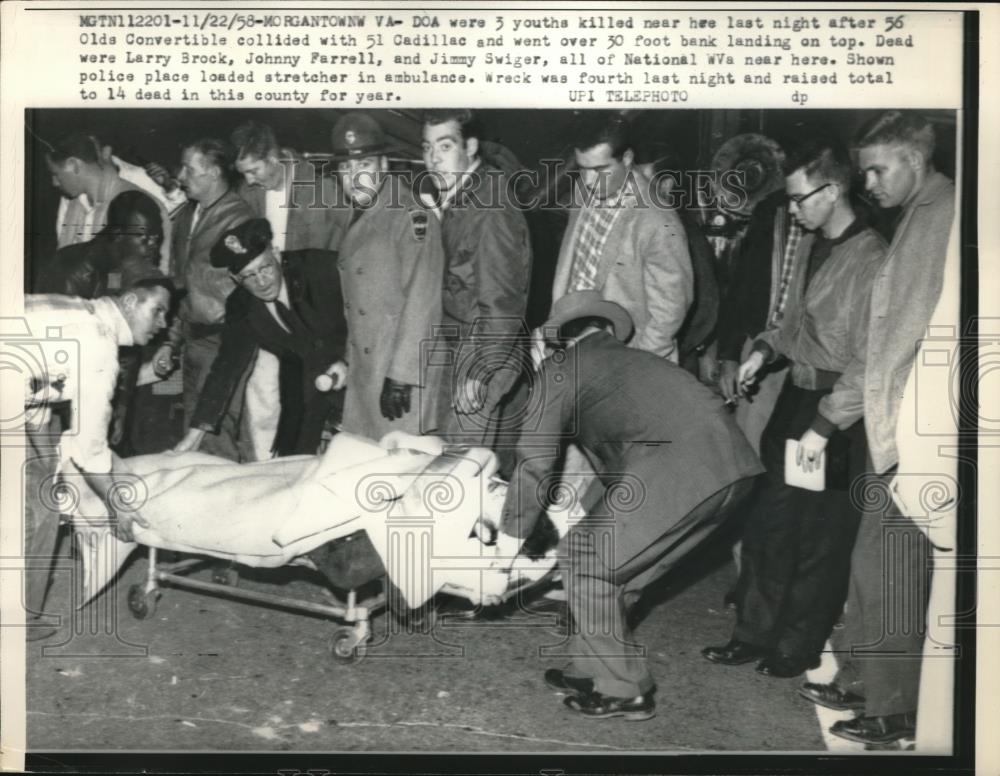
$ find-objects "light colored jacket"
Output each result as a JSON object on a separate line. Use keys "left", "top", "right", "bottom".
{"left": 865, "top": 171, "right": 956, "bottom": 474}
{"left": 757, "top": 222, "right": 887, "bottom": 432}
{"left": 337, "top": 182, "right": 444, "bottom": 439}
{"left": 553, "top": 170, "right": 693, "bottom": 362}
{"left": 23, "top": 295, "right": 133, "bottom": 474}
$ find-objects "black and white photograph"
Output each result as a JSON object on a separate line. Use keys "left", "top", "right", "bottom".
{"left": 0, "top": 3, "right": 994, "bottom": 774}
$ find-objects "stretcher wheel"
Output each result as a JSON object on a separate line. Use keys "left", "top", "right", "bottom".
{"left": 329, "top": 628, "right": 366, "bottom": 665}
{"left": 211, "top": 565, "right": 238, "bottom": 586}
{"left": 127, "top": 584, "right": 157, "bottom": 620}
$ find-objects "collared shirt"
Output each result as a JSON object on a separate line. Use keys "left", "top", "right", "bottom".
{"left": 265, "top": 185, "right": 290, "bottom": 252}
{"left": 264, "top": 280, "right": 292, "bottom": 332}
{"left": 23, "top": 295, "right": 134, "bottom": 475}
{"left": 568, "top": 187, "right": 629, "bottom": 291}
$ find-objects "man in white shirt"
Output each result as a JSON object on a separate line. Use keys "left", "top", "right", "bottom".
{"left": 20, "top": 279, "right": 172, "bottom": 641}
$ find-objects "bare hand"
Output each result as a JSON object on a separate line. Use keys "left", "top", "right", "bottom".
{"left": 152, "top": 344, "right": 175, "bottom": 378}
{"left": 796, "top": 429, "right": 828, "bottom": 473}
{"left": 737, "top": 352, "right": 765, "bottom": 396}
{"left": 144, "top": 162, "right": 174, "bottom": 189}
{"left": 718, "top": 359, "right": 740, "bottom": 403}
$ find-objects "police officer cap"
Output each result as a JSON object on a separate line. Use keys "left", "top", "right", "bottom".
{"left": 210, "top": 218, "right": 273, "bottom": 274}
{"left": 330, "top": 112, "right": 392, "bottom": 161}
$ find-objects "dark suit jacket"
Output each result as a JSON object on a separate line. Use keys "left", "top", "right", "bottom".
{"left": 191, "top": 249, "right": 348, "bottom": 456}
{"left": 500, "top": 331, "right": 763, "bottom": 544}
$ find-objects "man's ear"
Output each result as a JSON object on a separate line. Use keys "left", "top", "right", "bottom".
{"left": 622, "top": 149, "right": 634, "bottom": 168}
{"left": 379, "top": 155, "right": 389, "bottom": 173}
{"left": 905, "top": 147, "right": 927, "bottom": 173}
{"left": 465, "top": 137, "right": 479, "bottom": 160}
{"left": 120, "top": 291, "right": 138, "bottom": 311}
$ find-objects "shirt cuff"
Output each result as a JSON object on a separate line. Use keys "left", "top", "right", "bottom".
{"left": 809, "top": 413, "right": 838, "bottom": 438}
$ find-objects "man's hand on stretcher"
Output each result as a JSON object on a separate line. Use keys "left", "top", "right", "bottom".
{"left": 76, "top": 456, "right": 151, "bottom": 542}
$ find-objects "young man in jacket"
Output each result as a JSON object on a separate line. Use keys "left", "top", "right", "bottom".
{"left": 702, "top": 139, "right": 886, "bottom": 679}
{"left": 798, "top": 111, "right": 956, "bottom": 746}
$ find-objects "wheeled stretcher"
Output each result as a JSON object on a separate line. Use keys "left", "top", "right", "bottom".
{"left": 69, "top": 432, "right": 561, "bottom": 661}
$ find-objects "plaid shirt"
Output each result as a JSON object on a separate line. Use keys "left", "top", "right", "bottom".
{"left": 768, "top": 213, "right": 803, "bottom": 328}
{"left": 568, "top": 201, "right": 625, "bottom": 291}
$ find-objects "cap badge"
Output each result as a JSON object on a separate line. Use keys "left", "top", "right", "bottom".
{"left": 225, "top": 234, "right": 247, "bottom": 254}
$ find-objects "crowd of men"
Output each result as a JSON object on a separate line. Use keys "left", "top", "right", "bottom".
{"left": 22, "top": 109, "right": 954, "bottom": 744}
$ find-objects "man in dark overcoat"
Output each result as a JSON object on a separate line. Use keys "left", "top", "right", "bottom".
{"left": 174, "top": 218, "right": 348, "bottom": 457}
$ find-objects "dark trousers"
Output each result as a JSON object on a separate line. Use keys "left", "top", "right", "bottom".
{"left": 562, "top": 477, "right": 756, "bottom": 698}
{"left": 181, "top": 329, "right": 251, "bottom": 462}
{"left": 733, "top": 381, "right": 865, "bottom": 659}
{"left": 833, "top": 460, "right": 930, "bottom": 717}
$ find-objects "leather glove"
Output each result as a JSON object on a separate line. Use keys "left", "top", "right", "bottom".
{"left": 379, "top": 377, "right": 413, "bottom": 421}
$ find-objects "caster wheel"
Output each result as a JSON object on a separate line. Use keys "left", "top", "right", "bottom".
{"left": 329, "top": 628, "right": 366, "bottom": 665}
{"left": 127, "top": 584, "right": 157, "bottom": 620}
{"left": 211, "top": 565, "right": 238, "bottom": 586}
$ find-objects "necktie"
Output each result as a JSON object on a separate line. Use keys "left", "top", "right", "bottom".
{"left": 274, "top": 300, "right": 300, "bottom": 335}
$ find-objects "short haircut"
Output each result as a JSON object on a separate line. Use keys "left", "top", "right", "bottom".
{"left": 123, "top": 275, "right": 175, "bottom": 300}
{"left": 46, "top": 132, "right": 102, "bottom": 166}
{"left": 184, "top": 137, "right": 234, "bottom": 176}
{"left": 422, "top": 109, "right": 483, "bottom": 144}
{"left": 855, "top": 110, "right": 936, "bottom": 161}
{"left": 230, "top": 121, "right": 280, "bottom": 162}
{"left": 103, "top": 190, "right": 164, "bottom": 238}
{"left": 783, "top": 137, "right": 853, "bottom": 189}
{"left": 571, "top": 112, "right": 631, "bottom": 159}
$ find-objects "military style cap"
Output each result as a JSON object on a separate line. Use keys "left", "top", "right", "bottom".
{"left": 330, "top": 112, "right": 392, "bottom": 162}
{"left": 210, "top": 218, "right": 273, "bottom": 273}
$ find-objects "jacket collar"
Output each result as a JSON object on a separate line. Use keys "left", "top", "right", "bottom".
{"left": 908, "top": 170, "right": 953, "bottom": 211}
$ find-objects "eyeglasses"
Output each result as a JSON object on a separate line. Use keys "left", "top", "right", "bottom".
{"left": 234, "top": 262, "right": 278, "bottom": 285}
{"left": 788, "top": 183, "right": 833, "bottom": 207}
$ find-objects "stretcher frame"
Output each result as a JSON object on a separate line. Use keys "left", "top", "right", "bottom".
{"left": 126, "top": 545, "right": 386, "bottom": 663}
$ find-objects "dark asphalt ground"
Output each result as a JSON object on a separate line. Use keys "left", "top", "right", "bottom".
{"left": 25, "top": 529, "right": 829, "bottom": 753}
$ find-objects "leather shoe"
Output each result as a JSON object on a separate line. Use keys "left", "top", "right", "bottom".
{"left": 830, "top": 712, "right": 916, "bottom": 745}
{"left": 544, "top": 668, "right": 593, "bottom": 695}
{"left": 701, "top": 639, "right": 768, "bottom": 665}
{"left": 755, "top": 652, "right": 821, "bottom": 678}
{"left": 799, "top": 682, "right": 866, "bottom": 711}
{"left": 564, "top": 690, "right": 656, "bottom": 721}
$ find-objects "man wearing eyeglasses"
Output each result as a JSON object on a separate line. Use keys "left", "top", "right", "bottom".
{"left": 702, "top": 138, "right": 886, "bottom": 681}
{"left": 174, "top": 218, "right": 347, "bottom": 457}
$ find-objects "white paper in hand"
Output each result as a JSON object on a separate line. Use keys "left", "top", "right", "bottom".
{"left": 784, "top": 439, "right": 825, "bottom": 492}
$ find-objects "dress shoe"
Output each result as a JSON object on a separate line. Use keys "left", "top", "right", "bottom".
{"left": 563, "top": 690, "right": 656, "bottom": 721}
{"left": 798, "top": 681, "right": 866, "bottom": 711}
{"left": 544, "top": 668, "right": 594, "bottom": 695}
{"left": 830, "top": 711, "right": 916, "bottom": 745}
{"left": 701, "top": 639, "right": 768, "bottom": 665}
{"left": 755, "top": 652, "right": 821, "bottom": 678}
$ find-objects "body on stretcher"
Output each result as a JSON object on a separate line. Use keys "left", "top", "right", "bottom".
{"left": 68, "top": 432, "right": 567, "bottom": 662}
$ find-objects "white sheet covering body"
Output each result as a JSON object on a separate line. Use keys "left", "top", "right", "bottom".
{"left": 70, "top": 433, "right": 539, "bottom": 609}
